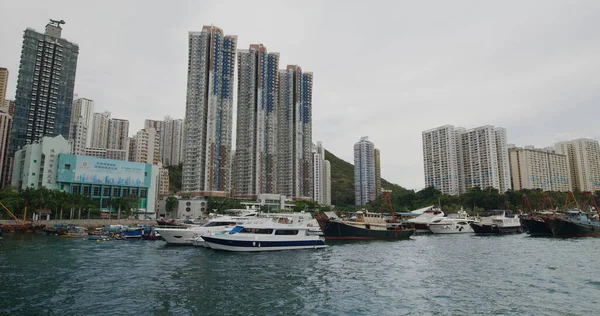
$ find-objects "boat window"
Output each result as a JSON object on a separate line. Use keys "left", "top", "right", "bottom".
{"left": 274, "top": 230, "right": 299, "bottom": 235}
{"left": 202, "top": 221, "right": 234, "bottom": 227}
{"left": 241, "top": 228, "right": 273, "bottom": 234}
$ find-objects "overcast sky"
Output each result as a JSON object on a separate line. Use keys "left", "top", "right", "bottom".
{"left": 1, "top": 0, "right": 599, "bottom": 190}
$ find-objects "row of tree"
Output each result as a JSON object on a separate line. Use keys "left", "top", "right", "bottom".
{"left": 363, "top": 186, "right": 600, "bottom": 214}
{"left": 0, "top": 186, "right": 142, "bottom": 220}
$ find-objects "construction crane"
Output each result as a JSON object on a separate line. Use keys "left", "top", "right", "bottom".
{"left": 381, "top": 190, "right": 394, "bottom": 220}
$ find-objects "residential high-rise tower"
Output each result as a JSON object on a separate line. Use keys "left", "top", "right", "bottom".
{"left": 182, "top": 26, "right": 237, "bottom": 196}
{"left": 10, "top": 20, "right": 79, "bottom": 154}
{"left": 555, "top": 139, "right": 600, "bottom": 192}
{"left": 277, "top": 65, "right": 313, "bottom": 199}
{"left": 422, "top": 125, "right": 511, "bottom": 195}
{"left": 354, "top": 137, "right": 376, "bottom": 206}
{"left": 234, "top": 44, "right": 279, "bottom": 198}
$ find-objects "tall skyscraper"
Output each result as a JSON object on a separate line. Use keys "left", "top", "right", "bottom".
{"left": 234, "top": 44, "right": 280, "bottom": 198}
{"left": 555, "top": 139, "right": 600, "bottom": 192}
{"left": 277, "top": 65, "right": 313, "bottom": 199}
{"left": 69, "top": 116, "right": 87, "bottom": 155}
{"left": 10, "top": 20, "right": 79, "bottom": 154}
{"left": 509, "top": 146, "right": 571, "bottom": 192}
{"left": 0, "top": 68, "right": 8, "bottom": 107}
{"left": 354, "top": 137, "right": 376, "bottom": 206}
{"left": 182, "top": 26, "right": 237, "bottom": 196}
{"left": 422, "top": 125, "right": 511, "bottom": 195}
{"left": 70, "top": 97, "right": 94, "bottom": 147}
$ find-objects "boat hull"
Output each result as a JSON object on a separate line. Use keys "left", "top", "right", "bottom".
{"left": 470, "top": 223, "right": 523, "bottom": 235}
{"left": 155, "top": 228, "right": 198, "bottom": 245}
{"left": 317, "top": 219, "right": 414, "bottom": 240}
{"left": 546, "top": 219, "right": 600, "bottom": 238}
{"left": 429, "top": 223, "right": 474, "bottom": 234}
{"left": 521, "top": 218, "right": 553, "bottom": 237}
{"left": 202, "top": 236, "right": 326, "bottom": 252}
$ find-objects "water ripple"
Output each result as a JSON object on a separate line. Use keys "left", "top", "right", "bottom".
{"left": 1, "top": 234, "right": 599, "bottom": 315}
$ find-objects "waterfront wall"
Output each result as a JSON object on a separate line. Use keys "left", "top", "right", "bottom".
{"left": 0, "top": 219, "right": 154, "bottom": 229}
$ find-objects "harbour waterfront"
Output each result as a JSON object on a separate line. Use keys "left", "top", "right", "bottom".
{"left": 1, "top": 234, "right": 599, "bottom": 315}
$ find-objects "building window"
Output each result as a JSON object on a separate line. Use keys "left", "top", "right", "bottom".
{"left": 72, "top": 185, "right": 81, "bottom": 194}
{"left": 112, "top": 187, "right": 120, "bottom": 197}
{"left": 131, "top": 188, "right": 139, "bottom": 196}
{"left": 64, "top": 164, "right": 71, "bottom": 170}
{"left": 140, "top": 189, "right": 147, "bottom": 198}
{"left": 82, "top": 185, "right": 91, "bottom": 196}
{"left": 103, "top": 187, "right": 111, "bottom": 196}
{"left": 93, "top": 186, "right": 101, "bottom": 196}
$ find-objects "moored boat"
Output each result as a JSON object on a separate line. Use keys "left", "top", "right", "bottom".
{"left": 202, "top": 221, "right": 326, "bottom": 252}
{"left": 59, "top": 226, "right": 88, "bottom": 238}
{"left": 521, "top": 212, "right": 556, "bottom": 237}
{"left": 122, "top": 228, "right": 143, "bottom": 239}
{"left": 545, "top": 210, "right": 600, "bottom": 238}
{"left": 407, "top": 208, "right": 445, "bottom": 233}
{"left": 429, "top": 209, "right": 476, "bottom": 234}
{"left": 316, "top": 211, "right": 414, "bottom": 240}
{"left": 470, "top": 211, "right": 523, "bottom": 235}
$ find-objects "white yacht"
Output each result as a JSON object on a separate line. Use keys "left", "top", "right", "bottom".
{"left": 428, "top": 211, "right": 475, "bottom": 234}
{"left": 193, "top": 211, "right": 323, "bottom": 247}
{"left": 156, "top": 210, "right": 258, "bottom": 245}
{"left": 408, "top": 208, "right": 445, "bottom": 233}
{"left": 201, "top": 217, "right": 326, "bottom": 252}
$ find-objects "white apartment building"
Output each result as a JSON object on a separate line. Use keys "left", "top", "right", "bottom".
{"left": 70, "top": 97, "right": 94, "bottom": 147}
{"left": 459, "top": 126, "right": 511, "bottom": 193}
{"left": 422, "top": 125, "right": 511, "bottom": 195}
{"left": 422, "top": 125, "right": 460, "bottom": 196}
{"left": 90, "top": 111, "right": 110, "bottom": 148}
{"left": 509, "top": 146, "right": 571, "bottom": 192}
{"left": 354, "top": 137, "right": 376, "bottom": 205}
{"left": 130, "top": 128, "right": 160, "bottom": 165}
{"left": 555, "top": 139, "right": 600, "bottom": 192}
{"left": 107, "top": 118, "right": 129, "bottom": 152}
{"left": 312, "top": 141, "right": 331, "bottom": 205}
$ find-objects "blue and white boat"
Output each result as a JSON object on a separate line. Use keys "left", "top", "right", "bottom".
{"left": 202, "top": 221, "right": 326, "bottom": 252}
{"left": 122, "top": 227, "right": 143, "bottom": 239}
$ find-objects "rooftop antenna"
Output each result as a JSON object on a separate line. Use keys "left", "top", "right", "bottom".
{"left": 49, "top": 19, "right": 66, "bottom": 27}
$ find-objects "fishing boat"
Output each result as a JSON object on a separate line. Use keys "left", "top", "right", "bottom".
{"left": 202, "top": 218, "right": 326, "bottom": 252}
{"left": 521, "top": 212, "right": 556, "bottom": 237}
{"left": 316, "top": 211, "right": 414, "bottom": 240}
{"left": 545, "top": 210, "right": 600, "bottom": 238}
{"left": 470, "top": 210, "right": 523, "bottom": 235}
{"left": 428, "top": 210, "right": 476, "bottom": 234}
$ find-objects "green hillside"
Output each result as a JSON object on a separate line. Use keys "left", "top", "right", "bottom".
{"left": 325, "top": 149, "right": 412, "bottom": 209}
